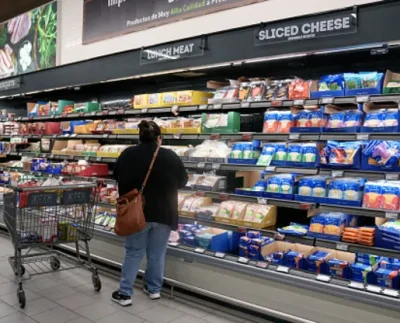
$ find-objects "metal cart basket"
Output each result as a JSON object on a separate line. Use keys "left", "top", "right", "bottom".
{"left": 3, "top": 183, "right": 101, "bottom": 308}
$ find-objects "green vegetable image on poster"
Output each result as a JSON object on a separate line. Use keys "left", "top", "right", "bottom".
{"left": 0, "top": 1, "right": 57, "bottom": 79}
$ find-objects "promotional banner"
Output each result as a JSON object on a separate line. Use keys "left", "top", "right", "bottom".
{"left": 0, "top": 1, "right": 57, "bottom": 80}
{"left": 83, "top": 0, "right": 266, "bottom": 44}
{"left": 254, "top": 9, "right": 357, "bottom": 46}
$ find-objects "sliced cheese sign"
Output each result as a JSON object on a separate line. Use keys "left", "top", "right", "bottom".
{"left": 140, "top": 38, "right": 204, "bottom": 64}
{"left": 255, "top": 9, "right": 357, "bottom": 46}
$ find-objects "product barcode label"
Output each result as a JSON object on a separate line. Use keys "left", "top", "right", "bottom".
{"left": 257, "top": 198, "right": 267, "bottom": 205}
{"left": 316, "top": 274, "right": 331, "bottom": 283}
{"left": 241, "top": 102, "right": 250, "bottom": 108}
{"left": 366, "top": 285, "right": 381, "bottom": 294}
{"left": 212, "top": 163, "right": 220, "bottom": 170}
{"left": 276, "top": 266, "right": 290, "bottom": 273}
{"left": 321, "top": 97, "right": 334, "bottom": 104}
{"left": 70, "top": 134, "right": 77, "bottom": 138}
{"left": 237, "top": 257, "right": 249, "bottom": 264}
{"left": 265, "top": 166, "right": 276, "bottom": 172}
{"left": 331, "top": 170, "right": 344, "bottom": 178}
{"left": 289, "top": 133, "right": 300, "bottom": 140}
{"left": 173, "top": 134, "right": 181, "bottom": 139}
{"left": 336, "top": 243, "right": 348, "bottom": 251}
{"left": 356, "top": 95, "right": 369, "bottom": 103}
{"left": 194, "top": 248, "right": 205, "bottom": 254}
{"left": 63, "top": 134, "right": 70, "bottom": 137}
{"left": 356, "top": 134, "right": 369, "bottom": 140}
{"left": 215, "top": 252, "right": 226, "bottom": 259}
{"left": 213, "top": 104, "right": 222, "bottom": 110}
{"left": 96, "top": 157, "right": 102, "bottom": 162}
{"left": 91, "top": 112, "right": 97, "bottom": 116}
{"left": 102, "top": 134, "right": 109, "bottom": 138}
{"left": 385, "top": 212, "right": 398, "bottom": 220}
{"left": 349, "top": 281, "right": 364, "bottom": 290}
{"left": 256, "top": 261, "right": 268, "bottom": 269}
{"left": 293, "top": 100, "right": 304, "bottom": 106}
{"left": 385, "top": 173, "right": 399, "bottom": 180}
{"left": 168, "top": 242, "right": 179, "bottom": 247}
{"left": 197, "top": 162, "right": 205, "bottom": 169}
{"left": 198, "top": 104, "right": 208, "bottom": 110}
{"left": 141, "top": 109, "right": 148, "bottom": 114}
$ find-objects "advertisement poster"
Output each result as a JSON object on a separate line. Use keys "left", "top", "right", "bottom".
{"left": 0, "top": 1, "right": 57, "bottom": 80}
{"left": 83, "top": 0, "right": 266, "bottom": 44}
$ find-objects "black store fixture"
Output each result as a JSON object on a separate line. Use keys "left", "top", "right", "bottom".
{"left": 2, "top": 1, "right": 400, "bottom": 322}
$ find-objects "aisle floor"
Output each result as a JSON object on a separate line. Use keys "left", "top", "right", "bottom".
{"left": 0, "top": 236, "right": 259, "bottom": 323}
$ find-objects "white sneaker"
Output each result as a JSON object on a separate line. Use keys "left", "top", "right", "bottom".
{"left": 143, "top": 286, "right": 161, "bottom": 300}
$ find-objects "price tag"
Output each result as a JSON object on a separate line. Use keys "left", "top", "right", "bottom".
{"left": 349, "top": 281, "right": 364, "bottom": 290}
{"left": 96, "top": 157, "right": 102, "bottom": 162}
{"left": 109, "top": 111, "right": 117, "bottom": 115}
{"left": 336, "top": 243, "right": 349, "bottom": 251}
{"left": 385, "top": 212, "right": 398, "bottom": 220}
{"left": 289, "top": 133, "right": 300, "bottom": 140}
{"left": 85, "top": 156, "right": 90, "bottom": 161}
{"left": 241, "top": 102, "right": 250, "bottom": 108}
{"left": 102, "top": 134, "right": 109, "bottom": 138}
{"left": 63, "top": 134, "right": 70, "bottom": 138}
{"left": 257, "top": 198, "right": 267, "bottom": 205}
{"left": 237, "top": 257, "right": 249, "bottom": 264}
{"left": 117, "top": 109, "right": 125, "bottom": 115}
{"left": 210, "top": 134, "right": 220, "bottom": 140}
{"left": 195, "top": 191, "right": 206, "bottom": 197}
{"left": 382, "top": 288, "right": 400, "bottom": 298}
{"left": 213, "top": 104, "right": 222, "bottom": 110}
{"left": 242, "top": 133, "right": 253, "bottom": 140}
{"left": 271, "top": 100, "right": 282, "bottom": 107}
{"left": 316, "top": 274, "right": 331, "bottom": 283}
{"left": 331, "top": 170, "right": 344, "bottom": 178}
{"left": 356, "top": 134, "right": 369, "bottom": 140}
{"left": 385, "top": 173, "right": 399, "bottom": 180}
{"left": 102, "top": 111, "right": 109, "bottom": 115}
{"left": 91, "top": 112, "right": 97, "bottom": 116}
{"left": 366, "top": 285, "right": 382, "bottom": 294}
{"left": 293, "top": 100, "right": 304, "bottom": 106}
{"left": 194, "top": 248, "right": 205, "bottom": 254}
{"left": 70, "top": 134, "right": 77, "bottom": 138}
{"left": 168, "top": 242, "right": 179, "bottom": 247}
{"left": 197, "top": 162, "right": 205, "bottom": 169}
{"left": 256, "top": 261, "right": 268, "bottom": 269}
{"left": 321, "top": 97, "right": 334, "bottom": 104}
{"left": 276, "top": 266, "right": 290, "bottom": 273}
{"left": 52, "top": 134, "right": 57, "bottom": 139}
{"left": 78, "top": 112, "right": 84, "bottom": 117}
{"left": 141, "top": 109, "right": 148, "bottom": 114}
{"left": 49, "top": 154, "right": 54, "bottom": 159}
{"left": 356, "top": 95, "right": 369, "bottom": 103}
{"left": 199, "top": 104, "right": 208, "bottom": 110}
{"left": 265, "top": 166, "right": 276, "bottom": 172}
{"left": 215, "top": 252, "right": 226, "bottom": 259}
{"left": 219, "top": 193, "right": 229, "bottom": 201}
{"left": 69, "top": 155, "right": 74, "bottom": 160}
{"left": 212, "top": 163, "right": 220, "bottom": 170}
{"left": 173, "top": 134, "right": 181, "bottom": 139}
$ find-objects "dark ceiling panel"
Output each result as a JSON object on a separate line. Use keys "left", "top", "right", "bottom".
{"left": 0, "top": 0, "right": 51, "bottom": 23}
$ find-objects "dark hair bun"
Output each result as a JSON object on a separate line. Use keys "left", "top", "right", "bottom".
{"left": 139, "top": 120, "right": 161, "bottom": 143}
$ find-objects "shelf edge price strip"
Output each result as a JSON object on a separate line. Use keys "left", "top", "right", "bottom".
{"left": 237, "top": 257, "right": 249, "bottom": 264}
{"left": 366, "top": 285, "right": 382, "bottom": 294}
{"left": 168, "top": 242, "right": 179, "bottom": 247}
{"left": 215, "top": 252, "right": 226, "bottom": 259}
{"left": 336, "top": 243, "right": 349, "bottom": 251}
{"left": 316, "top": 274, "right": 331, "bottom": 283}
{"left": 348, "top": 281, "right": 364, "bottom": 290}
{"left": 276, "top": 266, "right": 290, "bottom": 273}
{"left": 194, "top": 248, "right": 205, "bottom": 254}
{"left": 385, "top": 212, "right": 398, "bottom": 220}
{"left": 382, "top": 288, "right": 400, "bottom": 298}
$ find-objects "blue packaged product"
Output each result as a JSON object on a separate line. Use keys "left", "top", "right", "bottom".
{"left": 309, "top": 110, "right": 327, "bottom": 127}
{"left": 364, "top": 112, "right": 383, "bottom": 128}
{"left": 343, "top": 110, "right": 363, "bottom": 127}
{"left": 312, "top": 177, "right": 327, "bottom": 197}
{"left": 247, "top": 231, "right": 261, "bottom": 239}
{"left": 242, "top": 143, "right": 254, "bottom": 159}
{"left": 273, "top": 143, "right": 288, "bottom": 161}
{"left": 183, "top": 224, "right": 197, "bottom": 232}
{"left": 327, "top": 258, "right": 349, "bottom": 278}
{"left": 327, "top": 112, "right": 345, "bottom": 128}
{"left": 284, "top": 251, "right": 304, "bottom": 269}
{"left": 263, "top": 111, "right": 279, "bottom": 133}
{"left": 257, "top": 145, "right": 276, "bottom": 166}
{"left": 309, "top": 215, "right": 326, "bottom": 234}
{"left": 356, "top": 253, "right": 381, "bottom": 266}
{"left": 277, "top": 112, "right": 294, "bottom": 133}
{"left": 350, "top": 262, "right": 372, "bottom": 282}
{"left": 380, "top": 260, "right": 400, "bottom": 270}
{"left": 179, "top": 230, "right": 192, "bottom": 239}
{"left": 231, "top": 143, "right": 243, "bottom": 159}
{"left": 328, "top": 141, "right": 362, "bottom": 166}
{"left": 363, "top": 182, "right": 383, "bottom": 209}
{"left": 295, "top": 111, "right": 310, "bottom": 128}
{"left": 375, "top": 268, "right": 397, "bottom": 288}
{"left": 278, "top": 223, "right": 309, "bottom": 236}
{"left": 318, "top": 74, "right": 345, "bottom": 91}
{"left": 252, "top": 180, "right": 267, "bottom": 192}
{"left": 344, "top": 73, "right": 361, "bottom": 90}
{"left": 306, "top": 251, "right": 330, "bottom": 273}
{"left": 382, "top": 109, "right": 399, "bottom": 127}
{"left": 343, "top": 180, "right": 362, "bottom": 201}
{"left": 298, "top": 177, "right": 313, "bottom": 196}
{"left": 359, "top": 72, "right": 383, "bottom": 89}
{"left": 183, "top": 236, "right": 196, "bottom": 246}
{"left": 301, "top": 143, "right": 317, "bottom": 163}
{"left": 280, "top": 176, "right": 294, "bottom": 194}
{"left": 266, "top": 251, "right": 285, "bottom": 264}
{"left": 328, "top": 180, "right": 344, "bottom": 199}
{"left": 287, "top": 144, "right": 303, "bottom": 162}
{"left": 266, "top": 176, "right": 281, "bottom": 193}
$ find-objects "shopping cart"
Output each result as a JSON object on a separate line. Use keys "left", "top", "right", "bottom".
{"left": 3, "top": 183, "right": 101, "bottom": 308}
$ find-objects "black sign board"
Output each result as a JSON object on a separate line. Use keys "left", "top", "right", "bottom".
{"left": 83, "top": 0, "right": 266, "bottom": 44}
{"left": 140, "top": 38, "right": 205, "bottom": 65}
{"left": 254, "top": 9, "right": 357, "bottom": 46}
{"left": 0, "top": 77, "right": 21, "bottom": 91}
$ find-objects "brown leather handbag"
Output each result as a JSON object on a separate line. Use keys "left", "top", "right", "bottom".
{"left": 114, "top": 145, "right": 160, "bottom": 236}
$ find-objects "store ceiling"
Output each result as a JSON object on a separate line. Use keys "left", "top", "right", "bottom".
{"left": 0, "top": 0, "right": 50, "bottom": 23}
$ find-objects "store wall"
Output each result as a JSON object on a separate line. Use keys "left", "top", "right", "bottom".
{"left": 59, "top": 0, "right": 382, "bottom": 65}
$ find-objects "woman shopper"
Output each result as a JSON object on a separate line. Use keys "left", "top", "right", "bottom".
{"left": 112, "top": 120, "right": 188, "bottom": 306}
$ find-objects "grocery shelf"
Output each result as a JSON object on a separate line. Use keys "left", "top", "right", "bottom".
{"left": 319, "top": 204, "right": 399, "bottom": 219}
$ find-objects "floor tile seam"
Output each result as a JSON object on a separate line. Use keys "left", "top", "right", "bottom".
{"left": 0, "top": 311, "right": 40, "bottom": 322}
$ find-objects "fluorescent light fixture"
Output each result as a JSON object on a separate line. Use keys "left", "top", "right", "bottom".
{"left": 25, "top": 90, "right": 41, "bottom": 95}
{"left": 189, "top": 63, "right": 232, "bottom": 71}
{"left": 244, "top": 53, "right": 307, "bottom": 64}
{"left": 313, "top": 43, "right": 384, "bottom": 55}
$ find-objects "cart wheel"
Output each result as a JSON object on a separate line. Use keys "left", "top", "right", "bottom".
{"left": 18, "top": 289, "right": 25, "bottom": 309}
{"left": 15, "top": 265, "right": 25, "bottom": 277}
{"left": 92, "top": 275, "right": 102, "bottom": 292}
{"left": 50, "top": 257, "right": 61, "bottom": 271}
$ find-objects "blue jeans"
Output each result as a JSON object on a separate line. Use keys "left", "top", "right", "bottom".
{"left": 119, "top": 222, "right": 171, "bottom": 297}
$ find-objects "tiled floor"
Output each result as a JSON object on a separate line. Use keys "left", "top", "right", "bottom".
{"left": 0, "top": 236, "right": 259, "bottom": 323}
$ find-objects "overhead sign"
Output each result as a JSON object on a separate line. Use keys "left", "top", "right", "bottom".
{"left": 140, "top": 38, "right": 204, "bottom": 65}
{"left": 0, "top": 77, "right": 20, "bottom": 91}
{"left": 83, "top": 0, "right": 267, "bottom": 44}
{"left": 254, "top": 9, "right": 357, "bottom": 46}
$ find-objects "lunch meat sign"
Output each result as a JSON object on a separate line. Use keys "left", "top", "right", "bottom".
{"left": 254, "top": 9, "right": 357, "bottom": 46}
{"left": 83, "top": 0, "right": 267, "bottom": 44}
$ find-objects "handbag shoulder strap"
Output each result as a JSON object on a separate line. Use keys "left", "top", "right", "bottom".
{"left": 140, "top": 145, "right": 160, "bottom": 193}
